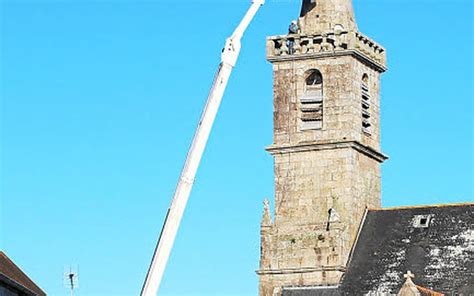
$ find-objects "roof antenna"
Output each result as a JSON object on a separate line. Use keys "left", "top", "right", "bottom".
{"left": 64, "top": 265, "right": 79, "bottom": 296}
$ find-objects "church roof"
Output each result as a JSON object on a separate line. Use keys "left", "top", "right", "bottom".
{"left": 282, "top": 286, "right": 340, "bottom": 296}
{"left": 416, "top": 285, "right": 445, "bottom": 296}
{"left": 0, "top": 251, "right": 46, "bottom": 296}
{"left": 282, "top": 203, "right": 474, "bottom": 296}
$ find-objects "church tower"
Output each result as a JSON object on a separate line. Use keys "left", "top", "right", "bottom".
{"left": 258, "top": 0, "right": 388, "bottom": 295}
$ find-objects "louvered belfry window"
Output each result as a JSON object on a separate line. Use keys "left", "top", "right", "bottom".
{"left": 301, "top": 70, "right": 323, "bottom": 130}
{"left": 361, "top": 74, "right": 372, "bottom": 134}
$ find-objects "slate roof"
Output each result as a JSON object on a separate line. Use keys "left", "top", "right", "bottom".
{"left": 282, "top": 203, "right": 474, "bottom": 296}
{"left": 0, "top": 251, "right": 46, "bottom": 296}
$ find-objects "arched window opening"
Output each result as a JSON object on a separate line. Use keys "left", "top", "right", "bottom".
{"left": 361, "top": 74, "right": 371, "bottom": 134}
{"left": 301, "top": 70, "right": 323, "bottom": 130}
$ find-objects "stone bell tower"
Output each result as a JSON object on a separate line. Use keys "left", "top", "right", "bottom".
{"left": 258, "top": 0, "right": 388, "bottom": 295}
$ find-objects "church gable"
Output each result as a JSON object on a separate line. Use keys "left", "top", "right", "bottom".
{"left": 341, "top": 204, "right": 474, "bottom": 295}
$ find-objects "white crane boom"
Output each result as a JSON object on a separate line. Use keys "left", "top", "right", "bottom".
{"left": 140, "top": 1, "right": 264, "bottom": 295}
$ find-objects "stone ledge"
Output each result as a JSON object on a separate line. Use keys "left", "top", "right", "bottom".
{"left": 266, "top": 140, "right": 388, "bottom": 163}
{"left": 256, "top": 265, "right": 347, "bottom": 275}
{"left": 268, "top": 49, "right": 387, "bottom": 73}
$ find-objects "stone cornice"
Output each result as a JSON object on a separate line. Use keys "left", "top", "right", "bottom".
{"left": 268, "top": 49, "right": 387, "bottom": 73}
{"left": 266, "top": 141, "right": 388, "bottom": 163}
{"left": 256, "top": 265, "right": 347, "bottom": 275}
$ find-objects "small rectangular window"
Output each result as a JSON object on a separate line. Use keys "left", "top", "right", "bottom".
{"left": 413, "top": 215, "right": 432, "bottom": 228}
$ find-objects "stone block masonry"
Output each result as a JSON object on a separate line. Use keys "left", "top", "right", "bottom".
{"left": 258, "top": 1, "right": 388, "bottom": 295}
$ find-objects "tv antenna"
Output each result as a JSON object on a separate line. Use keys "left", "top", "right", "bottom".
{"left": 64, "top": 265, "right": 79, "bottom": 296}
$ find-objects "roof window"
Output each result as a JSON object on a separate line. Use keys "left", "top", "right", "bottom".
{"left": 413, "top": 215, "right": 432, "bottom": 228}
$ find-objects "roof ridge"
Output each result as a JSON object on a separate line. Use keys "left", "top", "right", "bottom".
{"left": 368, "top": 202, "right": 474, "bottom": 211}
{"left": 416, "top": 285, "right": 445, "bottom": 296}
{"left": 0, "top": 251, "right": 46, "bottom": 296}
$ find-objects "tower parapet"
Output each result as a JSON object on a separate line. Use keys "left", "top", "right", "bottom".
{"left": 267, "top": 31, "right": 387, "bottom": 72}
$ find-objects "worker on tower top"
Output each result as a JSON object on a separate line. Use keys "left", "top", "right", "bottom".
{"left": 288, "top": 20, "right": 299, "bottom": 34}
{"left": 287, "top": 20, "right": 299, "bottom": 55}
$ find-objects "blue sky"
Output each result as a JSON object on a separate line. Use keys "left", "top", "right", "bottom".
{"left": 0, "top": 0, "right": 472, "bottom": 295}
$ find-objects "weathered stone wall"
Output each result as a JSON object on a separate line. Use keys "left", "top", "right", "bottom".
{"left": 270, "top": 56, "right": 381, "bottom": 150}
{"left": 299, "top": 0, "right": 358, "bottom": 34}
{"left": 259, "top": 148, "right": 381, "bottom": 295}
{"left": 259, "top": 1, "right": 387, "bottom": 294}
{"left": 258, "top": 43, "right": 386, "bottom": 296}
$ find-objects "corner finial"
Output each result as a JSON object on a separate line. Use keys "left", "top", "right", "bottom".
{"left": 397, "top": 271, "right": 420, "bottom": 296}
{"left": 262, "top": 199, "right": 273, "bottom": 227}
{"left": 404, "top": 271, "right": 415, "bottom": 280}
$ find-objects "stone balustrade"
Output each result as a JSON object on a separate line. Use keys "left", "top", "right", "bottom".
{"left": 266, "top": 31, "right": 387, "bottom": 71}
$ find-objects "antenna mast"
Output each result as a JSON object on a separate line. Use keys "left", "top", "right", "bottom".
{"left": 64, "top": 266, "right": 79, "bottom": 296}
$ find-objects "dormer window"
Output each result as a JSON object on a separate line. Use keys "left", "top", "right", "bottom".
{"left": 413, "top": 215, "right": 432, "bottom": 228}
{"left": 301, "top": 70, "right": 323, "bottom": 130}
{"left": 361, "top": 74, "right": 372, "bottom": 135}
